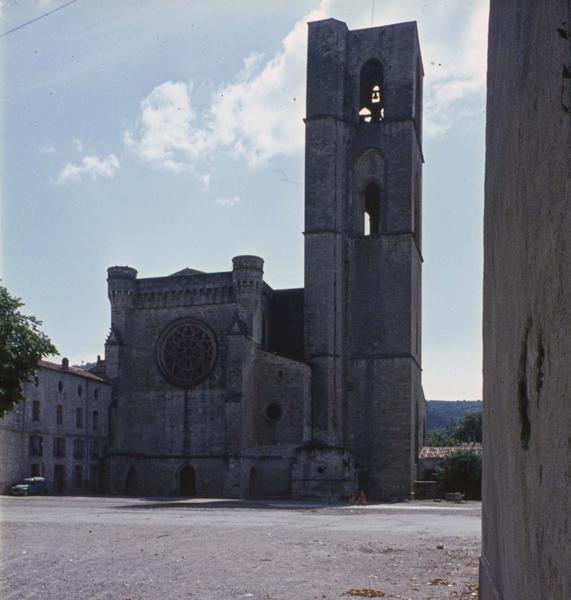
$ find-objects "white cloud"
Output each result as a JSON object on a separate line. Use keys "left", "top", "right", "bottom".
{"left": 73, "top": 138, "right": 84, "bottom": 152}
{"left": 198, "top": 173, "right": 211, "bottom": 191}
{"left": 56, "top": 153, "right": 119, "bottom": 183}
{"left": 214, "top": 195, "right": 240, "bottom": 207}
{"left": 124, "top": 81, "right": 209, "bottom": 173}
{"left": 40, "top": 144, "right": 57, "bottom": 154}
{"left": 204, "top": 1, "right": 329, "bottom": 166}
{"left": 124, "top": 3, "right": 329, "bottom": 171}
{"left": 420, "top": 2, "right": 489, "bottom": 136}
{"left": 125, "top": 0, "right": 488, "bottom": 172}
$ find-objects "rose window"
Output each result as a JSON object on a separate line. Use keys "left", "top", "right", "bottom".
{"left": 157, "top": 320, "right": 217, "bottom": 387}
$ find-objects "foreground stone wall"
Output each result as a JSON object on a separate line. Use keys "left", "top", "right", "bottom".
{"left": 482, "top": 1, "right": 571, "bottom": 598}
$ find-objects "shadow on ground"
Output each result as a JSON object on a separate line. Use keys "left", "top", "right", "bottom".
{"left": 113, "top": 498, "right": 336, "bottom": 511}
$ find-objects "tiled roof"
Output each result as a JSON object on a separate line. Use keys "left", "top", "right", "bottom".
{"left": 419, "top": 443, "right": 482, "bottom": 459}
{"left": 37, "top": 360, "right": 110, "bottom": 384}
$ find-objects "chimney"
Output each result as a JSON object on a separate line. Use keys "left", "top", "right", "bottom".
{"left": 61, "top": 357, "right": 69, "bottom": 370}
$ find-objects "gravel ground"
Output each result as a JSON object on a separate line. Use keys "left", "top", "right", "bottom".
{"left": 0, "top": 496, "right": 481, "bottom": 600}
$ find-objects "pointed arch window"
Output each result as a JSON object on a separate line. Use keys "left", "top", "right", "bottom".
{"left": 364, "top": 182, "right": 381, "bottom": 236}
{"left": 359, "top": 59, "right": 384, "bottom": 123}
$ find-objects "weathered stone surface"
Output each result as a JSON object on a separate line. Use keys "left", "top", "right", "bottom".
{"left": 482, "top": 1, "right": 571, "bottom": 598}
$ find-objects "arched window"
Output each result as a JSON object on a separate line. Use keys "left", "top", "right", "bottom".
{"left": 364, "top": 182, "right": 381, "bottom": 236}
{"left": 249, "top": 467, "right": 260, "bottom": 498}
{"left": 359, "top": 59, "right": 384, "bottom": 123}
{"left": 124, "top": 467, "right": 137, "bottom": 495}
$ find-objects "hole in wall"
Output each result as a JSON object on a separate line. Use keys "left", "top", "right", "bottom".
{"left": 536, "top": 336, "right": 545, "bottom": 404}
{"left": 264, "top": 402, "right": 282, "bottom": 423}
{"left": 517, "top": 320, "right": 532, "bottom": 450}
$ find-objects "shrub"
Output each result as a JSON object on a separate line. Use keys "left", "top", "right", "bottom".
{"left": 435, "top": 451, "right": 482, "bottom": 500}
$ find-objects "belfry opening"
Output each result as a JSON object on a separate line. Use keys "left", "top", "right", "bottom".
{"left": 359, "top": 59, "right": 385, "bottom": 122}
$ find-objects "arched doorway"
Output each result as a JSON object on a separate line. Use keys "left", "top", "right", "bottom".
{"left": 124, "top": 467, "right": 137, "bottom": 496}
{"left": 179, "top": 465, "right": 196, "bottom": 496}
{"left": 249, "top": 466, "right": 260, "bottom": 498}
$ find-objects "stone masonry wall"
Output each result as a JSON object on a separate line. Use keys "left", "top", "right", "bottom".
{"left": 347, "top": 357, "right": 415, "bottom": 500}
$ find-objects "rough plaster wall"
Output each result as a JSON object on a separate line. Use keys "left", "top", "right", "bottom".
{"left": 482, "top": 1, "right": 571, "bottom": 598}
{"left": 0, "top": 403, "right": 27, "bottom": 490}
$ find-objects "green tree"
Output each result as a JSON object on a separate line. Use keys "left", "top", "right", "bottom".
{"left": 453, "top": 411, "right": 482, "bottom": 443}
{"left": 0, "top": 285, "right": 57, "bottom": 417}
{"left": 426, "top": 431, "right": 459, "bottom": 447}
{"left": 435, "top": 451, "right": 482, "bottom": 500}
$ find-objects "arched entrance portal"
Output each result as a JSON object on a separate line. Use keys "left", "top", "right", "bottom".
{"left": 249, "top": 467, "right": 261, "bottom": 498}
{"left": 124, "top": 467, "right": 137, "bottom": 496}
{"left": 179, "top": 465, "right": 196, "bottom": 496}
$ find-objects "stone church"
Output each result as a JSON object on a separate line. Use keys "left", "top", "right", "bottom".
{"left": 104, "top": 18, "right": 426, "bottom": 501}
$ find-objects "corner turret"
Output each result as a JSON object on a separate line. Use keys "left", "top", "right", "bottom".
{"left": 232, "top": 256, "right": 264, "bottom": 342}
{"left": 105, "top": 266, "right": 137, "bottom": 379}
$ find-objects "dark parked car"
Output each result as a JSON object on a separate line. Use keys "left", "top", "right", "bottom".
{"left": 10, "top": 477, "right": 49, "bottom": 496}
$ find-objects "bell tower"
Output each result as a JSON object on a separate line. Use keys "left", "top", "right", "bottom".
{"left": 303, "top": 19, "right": 425, "bottom": 499}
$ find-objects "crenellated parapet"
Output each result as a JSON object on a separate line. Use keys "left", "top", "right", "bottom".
{"left": 232, "top": 255, "right": 264, "bottom": 295}
{"left": 107, "top": 266, "right": 138, "bottom": 308}
{"left": 106, "top": 267, "right": 137, "bottom": 380}
{"left": 133, "top": 285, "right": 234, "bottom": 308}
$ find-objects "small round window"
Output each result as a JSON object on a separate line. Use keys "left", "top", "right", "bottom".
{"left": 264, "top": 402, "right": 282, "bottom": 422}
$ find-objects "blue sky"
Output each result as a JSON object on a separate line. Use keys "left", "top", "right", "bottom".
{"left": 0, "top": 0, "right": 488, "bottom": 400}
